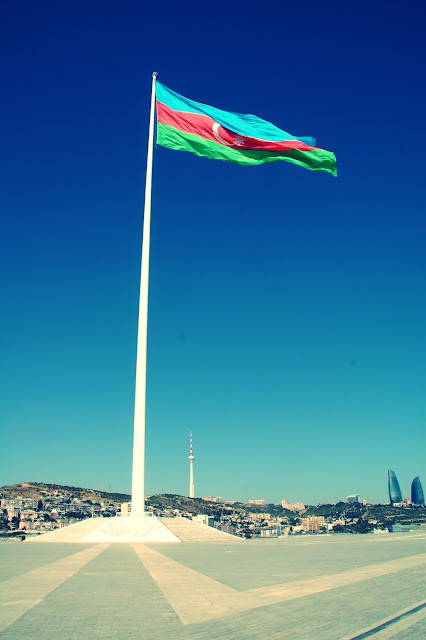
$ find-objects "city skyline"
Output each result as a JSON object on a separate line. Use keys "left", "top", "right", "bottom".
{"left": 3, "top": 468, "right": 425, "bottom": 508}
{"left": 1, "top": 2, "right": 425, "bottom": 505}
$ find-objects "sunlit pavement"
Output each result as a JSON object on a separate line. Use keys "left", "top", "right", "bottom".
{"left": 1, "top": 532, "right": 425, "bottom": 639}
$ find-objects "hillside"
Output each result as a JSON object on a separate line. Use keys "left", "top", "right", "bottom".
{"left": 304, "top": 501, "right": 426, "bottom": 525}
{"left": 0, "top": 482, "right": 130, "bottom": 504}
{"left": 1, "top": 483, "right": 296, "bottom": 517}
{"left": 0, "top": 483, "right": 245, "bottom": 515}
{"left": 2, "top": 484, "right": 425, "bottom": 527}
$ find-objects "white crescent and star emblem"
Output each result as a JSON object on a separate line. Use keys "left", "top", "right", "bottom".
{"left": 212, "top": 122, "right": 245, "bottom": 147}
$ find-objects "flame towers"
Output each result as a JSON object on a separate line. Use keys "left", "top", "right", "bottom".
{"left": 411, "top": 476, "right": 425, "bottom": 506}
{"left": 388, "top": 469, "right": 402, "bottom": 505}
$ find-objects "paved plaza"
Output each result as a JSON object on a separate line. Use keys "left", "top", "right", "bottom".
{"left": 0, "top": 531, "right": 425, "bottom": 639}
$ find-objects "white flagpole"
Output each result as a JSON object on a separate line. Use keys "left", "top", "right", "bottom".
{"left": 131, "top": 71, "right": 157, "bottom": 517}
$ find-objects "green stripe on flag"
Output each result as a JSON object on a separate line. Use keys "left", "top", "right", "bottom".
{"left": 157, "top": 123, "right": 337, "bottom": 176}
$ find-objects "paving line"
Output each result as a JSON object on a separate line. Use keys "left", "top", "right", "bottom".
{"left": 0, "top": 543, "right": 108, "bottom": 634}
{"left": 132, "top": 544, "right": 426, "bottom": 626}
{"left": 370, "top": 534, "right": 426, "bottom": 543}
{"left": 339, "top": 600, "right": 426, "bottom": 640}
{"left": 247, "top": 553, "right": 426, "bottom": 606}
{"left": 132, "top": 543, "right": 260, "bottom": 625}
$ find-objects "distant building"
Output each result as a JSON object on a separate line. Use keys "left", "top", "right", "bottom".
{"left": 411, "top": 476, "right": 425, "bottom": 506}
{"left": 260, "top": 525, "right": 281, "bottom": 538}
{"left": 388, "top": 470, "right": 402, "bottom": 505}
{"left": 192, "top": 514, "right": 214, "bottom": 527}
{"left": 120, "top": 502, "right": 131, "bottom": 517}
{"left": 331, "top": 519, "right": 346, "bottom": 528}
{"left": 250, "top": 513, "right": 270, "bottom": 522}
{"left": 301, "top": 516, "right": 325, "bottom": 533}
{"left": 347, "top": 495, "right": 359, "bottom": 503}
{"left": 392, "top": 523, "right": 422, "bottom": 533}
{"left": 216, "top": 522, "right": 238, "bottom": 535}
{"left": 202, "top": 496, "right": 222, "bottom": 503}
{"left": 249, "top": 499, "right": 265, "bottom": 505}
{"left": 281, "top": 500, "right": 305, "bottom": 512}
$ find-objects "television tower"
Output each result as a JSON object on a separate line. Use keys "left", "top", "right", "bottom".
{"left": 188, "top": 432, "right": 195, "bottom": 498}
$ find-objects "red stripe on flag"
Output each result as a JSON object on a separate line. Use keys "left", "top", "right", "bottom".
{"left": 156, "top": 102, "right": 317, "bottom": 153}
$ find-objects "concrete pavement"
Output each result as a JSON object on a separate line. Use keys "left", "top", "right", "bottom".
{"left": 1, "top": 532, "right": 425, "bottom": 639}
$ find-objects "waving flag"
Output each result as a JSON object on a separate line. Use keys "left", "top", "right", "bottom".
{"left": 156, "top": 82, "right": 337, "bottom": 176}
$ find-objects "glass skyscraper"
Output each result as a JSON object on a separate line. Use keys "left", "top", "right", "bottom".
{"left": 411, "top": 476, "right": 425, "bottom": 505}
{"left": 388, "top": 469, "right": 402, "bottom": 504}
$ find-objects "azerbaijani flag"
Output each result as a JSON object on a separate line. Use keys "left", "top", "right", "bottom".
{"left": 156, "top": 82, "right": 337, "bottom": 176}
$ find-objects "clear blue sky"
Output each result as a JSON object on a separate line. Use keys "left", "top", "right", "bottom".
{"left": 1, "top": 1, "right": 425, "bottom": 505}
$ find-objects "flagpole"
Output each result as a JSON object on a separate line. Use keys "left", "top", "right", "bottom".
{"left": 131, "top": 71, "right": 157, "bottom": 517}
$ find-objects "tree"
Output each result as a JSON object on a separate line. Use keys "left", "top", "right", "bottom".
{"left": 43, "top": 513, "right": 55, "bottom": 522}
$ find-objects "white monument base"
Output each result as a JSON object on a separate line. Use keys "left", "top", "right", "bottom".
{"left": 30, "top": 516, "right": 180, "bottom": 544}
{"left": 80, "top": 516, "right": 180, "bottom": 543}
